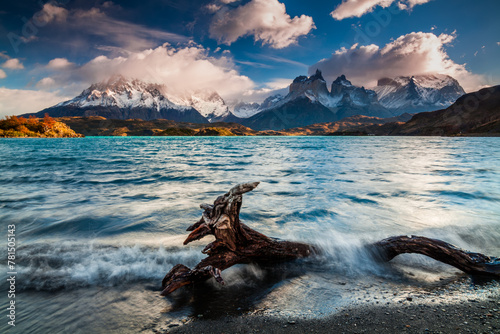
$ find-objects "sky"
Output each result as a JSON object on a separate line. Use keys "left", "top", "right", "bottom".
{"left": 0, "top": 0, "right": 499, "bottom": 116}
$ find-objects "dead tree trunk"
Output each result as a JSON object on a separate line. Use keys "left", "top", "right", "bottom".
{"left": 161, "top": 182, "right": 314, "bottom": 295}
{"left": 161, "top": 182, "right": 500, "bottom": 295}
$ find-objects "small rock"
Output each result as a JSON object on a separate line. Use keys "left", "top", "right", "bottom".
{"left": 168, "top": 323, "right": 180, "bottom": 328}
{"left": 406, "top": 297, "right": 413, "bottom": 302}
{"left": 288, "top": 320, "right": 296, "bottom": 325}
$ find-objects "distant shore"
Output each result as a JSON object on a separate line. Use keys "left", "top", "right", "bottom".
{"left": 35, "top": 116, "right": 500, "bottom": 137}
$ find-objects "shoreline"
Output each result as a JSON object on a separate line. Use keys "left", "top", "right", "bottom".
{"left": 168, "top": 299, "right": 500, "bottom": 334}
{"left": 150, "top": 276, "right": 500, "bottom": 334}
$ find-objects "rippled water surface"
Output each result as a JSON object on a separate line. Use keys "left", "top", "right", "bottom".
{"left": 0, "top": 136, "right": 499, "bottom": 333}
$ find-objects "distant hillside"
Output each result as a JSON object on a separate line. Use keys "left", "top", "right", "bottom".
{"left": 56, "top": 117, "right": 259, "bottom": 136}
{"left": 376, "top": 85, "right": 500, "bottom": 136}
{"left": 328, "top": 85, "right": 500, "bottom": 136}
{"left": 268, "top": 114, "right": 413, "bottom": 136}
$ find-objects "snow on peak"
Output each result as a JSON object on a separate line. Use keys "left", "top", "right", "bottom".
{"left": 59, "top": 75, "right": 192, "bottom": 112}
{"left": 374, "top": 73, "right": 465, "bottom": 110}
{"left": 171, "top": 90, "right": 230, "bottom": 122}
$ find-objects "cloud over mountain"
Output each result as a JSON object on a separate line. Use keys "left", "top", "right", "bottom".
{"left": 209, "top": 0, "right": 315, "bottom": 48}
{"left": 331, "top": 0, "right": 432, "bottom": 20}
{"left": 39, "top": 43, "right": 255, "bottom": 100}
{"left": 310, "top": 32, "right": 485, "bottom": 92}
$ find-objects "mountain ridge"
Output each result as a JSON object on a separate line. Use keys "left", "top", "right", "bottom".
{"left": 27, "top": 72, "right": 466, "bottom": 130}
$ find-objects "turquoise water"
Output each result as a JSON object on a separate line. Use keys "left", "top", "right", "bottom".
{"left": 0, "top": 136, "right": 499, "bottom": 332}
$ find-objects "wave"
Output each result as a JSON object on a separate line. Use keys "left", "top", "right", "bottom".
{"left": 1, "top": 242, "right": 204, "bottom": 291}
{"left": 2, "top": 222, "right": 498, "bottom": 292}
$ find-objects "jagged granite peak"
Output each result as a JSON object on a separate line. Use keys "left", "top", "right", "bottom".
{"left": 331, "top": 74, "right": 379, "bottom": 107}
{"left": 374, "top": 74, "right": 466, "bottom": 112}
{"left": 292, "top": 69, "right": 325, "bottom": 84}
{"left": 332, "top": 74, "right": 352, "bottom": 87}
{"left": 289, "top": 69, "right": 329, "bottom": 100}
{"left": 241, "top": 72, "right": 394, "bottom": 130}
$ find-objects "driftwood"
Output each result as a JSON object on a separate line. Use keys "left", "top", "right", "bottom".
{"left": 161, "top": 182, "right": 499, "bottom": 295}
{"left": 371, "top": 235, "right": 500, "bottom": 276}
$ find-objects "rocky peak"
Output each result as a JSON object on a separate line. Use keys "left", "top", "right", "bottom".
{"left": 330, "top": 74, "right": 378, "bottom": 106}
{"left": 289, "top": 69, "right": 329, "bottom": 98}
{"left": 332, "top": 74, "right": 352, "bottom": 87}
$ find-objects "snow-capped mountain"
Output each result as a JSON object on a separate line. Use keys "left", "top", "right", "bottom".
{"left": 232, "top": 101, "right": 262, "bottom": 118}
{"left": 231, "top": 94, "right": 285, "bottom": 119}
{"left": 56, "top": 75, "right": 188, "bottom": 111}
{"left": 29, "top": 72, "right": 466, "bottom": 131}
{"left": 374, "top": 74, "right": 465, "bottom": 113}
{"left": 170, "top": 90, "right": 230, "bottom": 122}
{"left": 30, "top": 75, "right": 209, "bottom": 123}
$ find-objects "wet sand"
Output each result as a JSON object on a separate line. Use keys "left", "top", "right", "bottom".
{"left": 168, "top": 299, "right": 500, "bottom": 334}
{"left": 148, "top": 276, "right": 500, "bottom": 334}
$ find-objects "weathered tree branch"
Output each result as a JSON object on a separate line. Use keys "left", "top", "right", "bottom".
{"left": 371, "top": 235, "right": 500, "bottom": 276}
{"left": 161, "top": 183, "right": 500, "bottom": 296}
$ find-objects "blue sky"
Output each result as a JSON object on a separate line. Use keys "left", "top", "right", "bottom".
{"left": 1, "top": 0, "right": 499, "bottom": 115}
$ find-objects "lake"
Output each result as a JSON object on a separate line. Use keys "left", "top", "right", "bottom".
{"left": 0, "top": 136, "right": 499, "bottom": 333}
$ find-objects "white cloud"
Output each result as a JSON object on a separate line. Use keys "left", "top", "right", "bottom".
{"left": 310, "top": 32, "right": 485, "bottom": 92}
{"left": 36, "top": 77, "right": 57, "bottom": 89}
{"left": 43, "top": 43, "right": 255, "bottom": 101}
{"left": 331, "top": 0, "right": 432, "bottom": 20}
{"left": 209, "top": 0, "right": 315, "bottom": 49}
{"left": 2, "top": 58, "right": 24, "bottom": 70}
{"left": 37, "top": 3, "right": 69, "bottom": 24}
{"left": 0, "top": 88, "right": 70, "bottom": 117}
{"left": 0, "top": 70, "right": 6, "bottom": 79}
{"left": 206, "top": 4, "right": 221, "bottom": 13}
{"left": 46, "top": 58, "right": 75, "bottom": 69}
{"left": 265, "top": 78, "right": 292, "bottom": 90}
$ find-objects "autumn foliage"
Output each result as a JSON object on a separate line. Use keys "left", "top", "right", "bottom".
{"left": 0, "top": 114, "right": 83, "bottom": 138}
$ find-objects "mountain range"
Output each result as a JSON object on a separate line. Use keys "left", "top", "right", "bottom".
{"left": 50, "top": 84, "right": 500, "bottom": 137}
{"left": 28, "top": 71, "right": 466, "bottom": 130}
